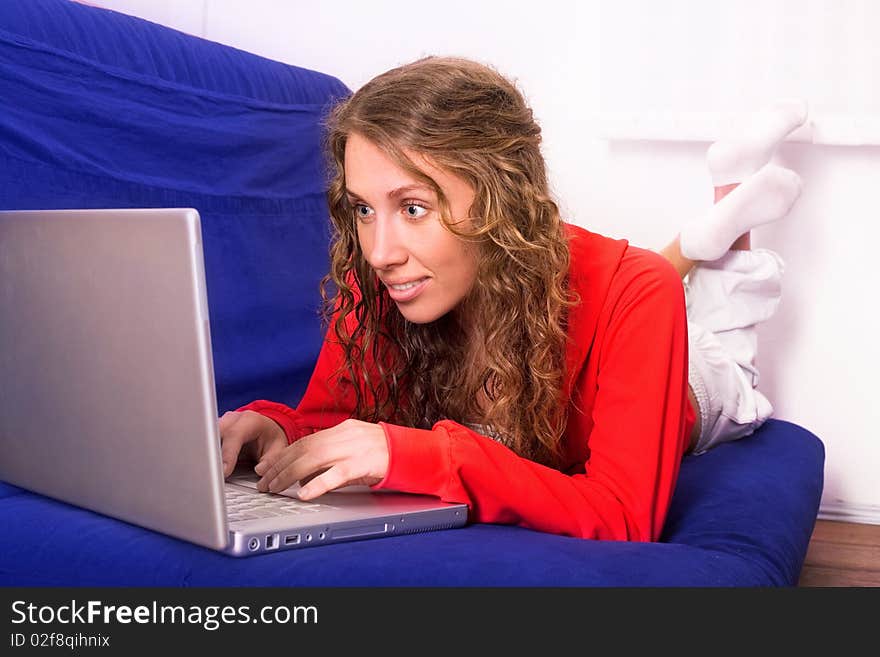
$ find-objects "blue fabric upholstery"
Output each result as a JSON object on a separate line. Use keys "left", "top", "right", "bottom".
{"left": 0, "top": 0, "right": 825, "bottom": 586}
{"left": 0, "top": 0, "right": 349, "bottom": 412}
{"left": 0, "top": 420, "right": 823, "bottom": 586}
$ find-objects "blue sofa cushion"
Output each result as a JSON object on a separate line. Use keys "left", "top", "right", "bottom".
{"left": 0, "top": 420, "right": 824, "bottom": 586}
{"left": 0, "top": 0, "right": 350, "bottom": 412}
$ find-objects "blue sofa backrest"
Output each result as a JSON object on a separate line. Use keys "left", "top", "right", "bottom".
{"left": 0, "top": 0, "right": 351, "bottom": 412}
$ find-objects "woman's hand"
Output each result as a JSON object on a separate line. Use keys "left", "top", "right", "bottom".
{"left": 254, "top": 419, "right": 389, "bottom": 500}
{"left": 218, "top": 410, "right": 289, "bottom": 478}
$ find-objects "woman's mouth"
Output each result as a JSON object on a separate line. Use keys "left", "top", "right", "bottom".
{"left": 384, "top": 277, "right": 430, "bottom": 302}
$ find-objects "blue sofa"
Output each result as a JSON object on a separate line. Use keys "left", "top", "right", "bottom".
{"left": 0, "top": 0, "right": 825, "bottom": 586}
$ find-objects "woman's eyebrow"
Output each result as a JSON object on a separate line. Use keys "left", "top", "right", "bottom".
{"left": 345, "top": 184, "right": 433, "bottom": 201}
{"left": 387, "top": 184, "right": 433, "bottom": 198}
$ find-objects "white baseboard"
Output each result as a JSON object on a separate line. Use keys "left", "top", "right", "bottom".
{"left": 818, "top": 502, "right": 880, "bottom": 526}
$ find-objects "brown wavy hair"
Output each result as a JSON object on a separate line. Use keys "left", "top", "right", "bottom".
{"left": 321, "top": 56, "right": 574, "bottom": 467}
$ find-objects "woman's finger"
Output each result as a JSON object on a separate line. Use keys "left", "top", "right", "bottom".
{"left": 253, "top": 436, "right": 288, "bottom": 474}
{"left": 256, "top": 439, "right": 330, "bottom": 493}
{"left": 219, "top": 411, "right": 268, "bottom": 476}
{"left": 298, "top": 467, "right": 330, "bottom": 488}
{"left": 219, "top": 412, "right": 248, "bottom": 477}
{"left": 296, "top": 465, "right": 354, "bottom": 501}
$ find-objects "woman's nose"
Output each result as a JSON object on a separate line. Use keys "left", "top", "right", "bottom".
{"left": 366, "top": 216, "right": 408, "bottom": 269}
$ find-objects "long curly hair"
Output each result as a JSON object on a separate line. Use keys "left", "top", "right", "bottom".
{"left": 321, "top": 56, "right": 575, "bottom": 467}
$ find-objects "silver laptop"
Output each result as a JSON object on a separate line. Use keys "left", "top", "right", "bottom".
{"left": 0, "top": 208, "right": 468, "bottom": 556}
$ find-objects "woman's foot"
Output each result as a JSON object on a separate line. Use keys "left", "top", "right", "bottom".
{"left": 707, "top": 99, "right": 808, "bottom": 186}
{"left": 680, "top": 163, "right": 802, "bottom": 262}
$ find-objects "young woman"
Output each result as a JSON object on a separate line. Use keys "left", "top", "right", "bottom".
{"left": 219, "top": 57, "right": 804, "bottom": 542}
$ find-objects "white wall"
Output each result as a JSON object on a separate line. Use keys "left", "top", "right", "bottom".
{"left": 88, "top": 0, "right": 880, "bottom": 523}
{"left": 84, "top": 0, "right": 206, "bottom": 36}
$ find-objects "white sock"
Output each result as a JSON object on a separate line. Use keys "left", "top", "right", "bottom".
{"left": 707, "top": 99, "right": 808, "bottom": 186}
{"left": 680, "top": 163, "right": 802, "bottom": 262}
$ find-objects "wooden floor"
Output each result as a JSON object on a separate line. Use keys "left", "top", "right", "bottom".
{"left": 798, "top": 519, "right": 880, "bottom": 587}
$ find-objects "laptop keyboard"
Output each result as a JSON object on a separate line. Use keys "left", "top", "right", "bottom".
{"left": 225, "top": 485, "right": 333, "bottom": 522}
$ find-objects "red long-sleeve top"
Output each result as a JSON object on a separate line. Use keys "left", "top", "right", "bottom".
{"left": 238, "top": 223, "right": 694, "bottom": 542}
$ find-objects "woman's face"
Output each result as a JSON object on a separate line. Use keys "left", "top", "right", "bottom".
{"left": 344, "top": 132, "right": 480, "bottom": 324}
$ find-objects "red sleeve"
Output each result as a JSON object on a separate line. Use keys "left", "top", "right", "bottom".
{"left": 371, "top": 252, "right": 692, "bottom": 542}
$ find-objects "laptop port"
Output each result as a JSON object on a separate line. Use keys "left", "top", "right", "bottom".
{"left": 265, "top": 534, "right": 279, "bottom": 550}
{"left": 283, "top": 534, "right": 300, "bottom": 546}
{"left": 248, "top": 537, "right": 260, "bottom": 551}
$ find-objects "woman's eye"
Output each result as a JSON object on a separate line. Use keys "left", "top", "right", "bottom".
{"left": 354, "top": 204, "right": 374, "bottom": 220}
{"left": 404, "top": 204, "right": 428, "bottom": 219}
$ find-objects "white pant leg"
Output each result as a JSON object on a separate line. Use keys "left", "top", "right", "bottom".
{"left": 685, "top": 248, "right": 783, "bottom": 454}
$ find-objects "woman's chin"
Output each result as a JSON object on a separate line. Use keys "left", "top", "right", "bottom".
{"left": 394, "top": 299, "right": 450, "bottom": 325}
